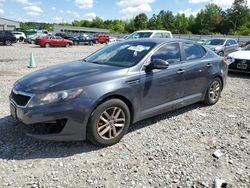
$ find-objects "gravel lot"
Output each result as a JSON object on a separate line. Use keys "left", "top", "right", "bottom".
{"left": 0, "top": 43, "right": 249, "bottom": 188}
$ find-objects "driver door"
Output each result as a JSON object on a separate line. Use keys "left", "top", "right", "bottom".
{"left": 139, "top": 42, "right": 186, "bottom": 118}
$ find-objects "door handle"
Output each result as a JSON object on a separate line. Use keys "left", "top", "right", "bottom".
{"left": 176, "top": 69, "right": 185, "bottom": 74}
{"left": 206, "top": 63, "right": 213, "bottom": 68}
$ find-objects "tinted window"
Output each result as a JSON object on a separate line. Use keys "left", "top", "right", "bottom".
{"left": 184, "top": 43, "right": 206, "bottom": 60}
{"left": 228, "top": 39, "right": 237, "bottom": 45}
{"left": 127, "top": 32, "right": 153, "bottom": 39}
{"left": 152, "top": 33, "right": 163, "bottom": 38}
{"left": 151, "top": 43, "right": 181, "bottom": 64}
{"left": 205, "top": 39, "right": 225, "bottom": 45}
{"left": 162, "top": 32, "right": 170, "bottom": 38}
{"left": 244, "top": 45, "right": 250, "bottom": 51}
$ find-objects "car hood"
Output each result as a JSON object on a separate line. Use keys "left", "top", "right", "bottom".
{"left": 16, "top": 60, "right": 128, "bottom": 93}
{"left": 228, "top": 50, "right": 250, "bottom": 60}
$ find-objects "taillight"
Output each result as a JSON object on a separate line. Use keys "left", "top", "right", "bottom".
{"left": 221, "top": 57, "right": 227, "bottom": 65}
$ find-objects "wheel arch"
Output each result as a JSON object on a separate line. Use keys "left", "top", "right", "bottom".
{"left": 89, "top": 94, "right": 135, "bottom": 124}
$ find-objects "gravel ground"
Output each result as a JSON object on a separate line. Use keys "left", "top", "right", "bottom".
{"left": 0, "top": 43, "right": 249, "bottom": 188}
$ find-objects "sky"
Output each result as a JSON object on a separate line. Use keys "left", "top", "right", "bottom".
{"left": 0, "top": 0, "right": 249, "bottom": 23}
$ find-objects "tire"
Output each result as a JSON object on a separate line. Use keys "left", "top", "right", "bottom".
{"left": 105, "top": 40, "right": 109, "bottom": 44}
{"left": 45, "top": 43, "right": 50, "bottom": 48}
{"left": 5, "top": 40, "right": 11, "bottom": 46}
{"left": 218, "top": 51, "right": 224, "bottom": 56}
{"left": 89, "top": 41, "right": 93, "bottom": 46}
{"left": 203, "top": 78, "right": 222, "bottom": 105}
{"left": 65, "top": 43, "right": 70, "bottom": 47}
{"left": 19, "top": 37, "right": 24, "bottom": 42}
{"left": 74, "top": 41, "right": 78, "bottom": 45}
{"left": 87, "top": 99, "right": 130, "bottom": 146}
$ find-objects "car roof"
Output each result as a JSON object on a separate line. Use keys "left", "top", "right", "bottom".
{"left": 135, "top": 30, "right": 172, "bottom": 33}
{"left": 122, "top": 38, "right": 197, "bottom": 44}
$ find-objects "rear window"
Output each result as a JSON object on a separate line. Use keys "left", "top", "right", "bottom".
{"left": 184, "top": 43, "right": 206, "bottom": 60}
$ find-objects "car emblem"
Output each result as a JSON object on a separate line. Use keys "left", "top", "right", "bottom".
{"left": 241, "top": 60, "right": 247, "bottom": 64}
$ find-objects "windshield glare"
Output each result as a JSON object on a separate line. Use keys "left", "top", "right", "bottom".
{"left": 84, "top": 41, "right": 156, "bottom": 67}
{"left": 127, "top": 32, "right": 153, "bottom": 39}
{"left": 205, "top": 39, "right": 225, "bottom": 45}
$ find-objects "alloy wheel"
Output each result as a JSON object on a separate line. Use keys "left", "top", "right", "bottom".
{"left": 209, "top": 80, "right": 221, "bottom": 102}
{"left": 96, "top": 107, "right": 126, "bottom": 140}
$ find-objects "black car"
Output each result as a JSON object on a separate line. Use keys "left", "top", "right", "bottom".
{"left": 0, "top": 31, "right": 16, "bottom": 45}
{"left": 72, "top": 34, "right": 96, "bottom": 45}
{"left": 9, "top": 39, "right": 228, "bottom": 146}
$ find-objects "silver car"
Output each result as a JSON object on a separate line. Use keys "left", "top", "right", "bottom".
{"left": 205, "top": 38, "right": 239, "bottom": 56}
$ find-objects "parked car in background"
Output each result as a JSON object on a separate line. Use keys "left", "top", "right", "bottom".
{"left": 204, "top": 38, "right": 239, "bottom": 56}
{"left": 9, "top": 38, "right": 228, "bottom": 146}
{"left": 12, "top": 31, "right": 26, "bottom": 42}
{"left": 125, "top": 30, "right": 173, "bottom": 40}
{"left": 0, "top": 31, "right": 16, "bottom": 45}
{"left": 73, "top": 34, "right": 96, "bottom": 45}
{"left": 25, "top": 33, "right": 47, "bottom": 44}
{"left": 55, "top": 32, "right": 74, "bottom": 40}
{"left": 37, "top": 36, "right": 73, "bottom": 48}
{"left": 95, "top": 35, "right": 109, "bottom": 44}
{"left": 109, "top": 36, "right": 117, "bottom": 43}
{"left": 228, "top": 45, "right": 250, "bottom": 73}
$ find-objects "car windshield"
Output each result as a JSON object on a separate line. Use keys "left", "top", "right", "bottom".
{"left": 127, "top": 32, "right": 153, "bottom": 39}
{"left": 84, "top": 41, "right": 156, "bottom": 67}
{"left": 205, "top": 39, "right": 225, "bottom": 45}
{"left": 243, "top": 45, "right": 250, "bottom": 51}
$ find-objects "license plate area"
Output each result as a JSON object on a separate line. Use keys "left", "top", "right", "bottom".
{"left": 10, "top": 103, "right": 17, "bottom": 119}
{"left": 237, "top": 63, "right": 247, "bottom": 69}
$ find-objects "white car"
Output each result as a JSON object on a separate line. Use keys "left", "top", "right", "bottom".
{"left": 228, "top": 45, "right": 250, "bottom": 73}
{"left": 12, "top": 31, "right": 26, "bottom": 41}
{"left": 125, "top": 30, "right": 173, "bottom": 40}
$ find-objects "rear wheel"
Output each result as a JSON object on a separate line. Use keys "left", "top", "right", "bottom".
{"left": 203, "top": 78, "right": 222, "bottom": 105}
{"left": 218, "top": 51, "right": 224, "bottom": 56}
{"left": 74, "top": 41, "right": 78, "bottom": 45}
{"left": 5, "top": 40, "right": 11, "bottom": 46}
{"left": 87, "top": 99, "right": 130, "bottom": 146}
{"left": 45, "top": 43, "right": 50, "bottom": 48}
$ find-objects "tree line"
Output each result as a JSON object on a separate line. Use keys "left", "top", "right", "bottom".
{"left": 20, "top": 0, "right": 250, "bottom": 35}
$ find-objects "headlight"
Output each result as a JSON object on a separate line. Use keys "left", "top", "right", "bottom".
{"left": 227, "top": 56, "right": 235, "bottom": 64}
{"left": 27, "top": 88, "right": 84, "bottom": 107}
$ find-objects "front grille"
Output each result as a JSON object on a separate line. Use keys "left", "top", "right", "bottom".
{"left": 11, "top": 91, "right": 31, "bottom": 106}
{"left": 229, "top": 59, "right": 250, "bottom": 71}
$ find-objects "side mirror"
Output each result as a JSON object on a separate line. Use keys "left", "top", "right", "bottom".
{"left": 146, "top": 58, "right": 169, "bottom": 71}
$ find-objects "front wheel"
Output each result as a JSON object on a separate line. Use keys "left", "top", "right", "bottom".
{"left": 5, "top": 40, "right": 12, "bottom": 46}
{"left": 87, "top": 99, "right": 130, "bottom": 146}
{"left": 44, "top": 43, "right": 50, "bottom": 48}
{"left": 203, "top": 78, "right": 222, "bottom": 105}
{"left": 218, "top": 51, "right": 224, "bottom": 56}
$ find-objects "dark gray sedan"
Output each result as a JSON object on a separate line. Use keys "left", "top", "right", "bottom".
{"left": 9, "top": 39, "right": 228, "bottom": 146}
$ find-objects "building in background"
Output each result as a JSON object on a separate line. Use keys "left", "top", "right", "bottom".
{"left": 54, "top": 24, "right": 109, "bottom": 34}
{"left": 0, "top": 17, "right": 20, "bottom": 31}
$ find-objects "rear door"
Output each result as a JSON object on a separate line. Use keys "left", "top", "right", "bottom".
{"left": 181, "top": 42, "right": 212, "bottom": 101}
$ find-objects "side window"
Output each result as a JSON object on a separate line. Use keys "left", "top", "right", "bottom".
{"left": 184, "top": 43, "right": 206, "bottom": 60}
{"left": 152, "top": 33, "right": 163, "bottom": 38}
{"left": 225, "top": 40, "right": 231, "bottom": 45}
{"left": 151, "top": 43, "right": 181, "bottom": 64}
{"left": 229, "top": 39, "right": 237, "bottom": 45}
{"left": 162, "top": 32, "right": 170, "bottom": 38}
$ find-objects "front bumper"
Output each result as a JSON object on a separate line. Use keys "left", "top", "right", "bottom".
{"left": 10, "top": 97, "right": 95, "bottom": 141}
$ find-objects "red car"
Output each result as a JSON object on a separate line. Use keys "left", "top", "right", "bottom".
{"left": 37, "top": 36, "right": 73, "bottom": 48}
{"left": 95, "top": 35, "right": 109, "bottom": 44}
